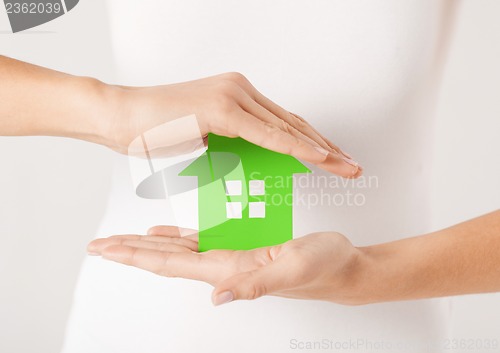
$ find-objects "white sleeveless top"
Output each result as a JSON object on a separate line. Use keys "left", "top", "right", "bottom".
{"left": 62, "top": 1, "right": 457, "bottom": 352}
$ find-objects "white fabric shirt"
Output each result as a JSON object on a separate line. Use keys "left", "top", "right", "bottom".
{"left": 62, "top": 1, "right": 457, "bottom": 352}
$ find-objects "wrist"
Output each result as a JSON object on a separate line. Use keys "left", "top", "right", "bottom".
{"left": 68, "top": 76, "right": 126, "bottom": 150}
{"left": 337, "top": 243, "right": 400, "bottom": 306}
{"left": 348, "top": 239, "right": 424, "bottom": 305}
{"left": 95, "top": 84, "right": 153, "bottom": 154}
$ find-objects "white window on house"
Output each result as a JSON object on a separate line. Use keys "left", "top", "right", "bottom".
{"left": 225, "top": 180, "right": 242, "bottom": 196}
{"left": 224, "top": 179, "right": 266, "bottom": 219}
{"left": 226, "top": 202, "right": 242, "bottom": 219}
{"left": 249, "top": 180, "right": 265, "bottom": 195}
{"left": 249, "top": 201, "right": 265, "bottom": 218}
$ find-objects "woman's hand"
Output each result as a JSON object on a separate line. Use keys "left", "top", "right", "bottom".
{"left": 87, "top": 212, "right": 500, "bottom": 306}
{"left": 87, "top": 226, "right": 363, "bottom": 306}
{"left": 0, "top": 55, "right": 361, "bottom": 177}
{"left": 107, "top": 73, "right": 361, "bottom": 178}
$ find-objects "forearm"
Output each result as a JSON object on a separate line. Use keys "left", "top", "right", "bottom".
{"left": 352, "top": 210, "right": 500, "bottom": 304}
{"left": 0, "top": 58, "right": 360, "bottom": 176}
{"left": 0, "top": 55, "right": 118, "bottom": 146}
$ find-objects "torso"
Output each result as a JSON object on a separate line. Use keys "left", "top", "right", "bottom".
{"left": 62, "top": 1, "right": 457, "bottom": 352}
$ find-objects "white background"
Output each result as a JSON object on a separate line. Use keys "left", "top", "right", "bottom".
{"left": 0, "top": 1, "right": 499, "bottom": 352}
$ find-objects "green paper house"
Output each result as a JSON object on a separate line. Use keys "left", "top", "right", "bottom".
{"left": 180, "top": 133, "right": 311, "bottom": 251}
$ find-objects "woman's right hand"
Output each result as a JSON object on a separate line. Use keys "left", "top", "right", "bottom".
{"left": 106, "top": 72, "right": 362, "bottom": 178}
{"left": 88, "top": 226, "right": 365, "bottom": 306}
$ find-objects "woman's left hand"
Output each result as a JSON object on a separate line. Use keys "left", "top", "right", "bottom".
{"left": 87, "top": 226, "right": 363, "bottom": 306}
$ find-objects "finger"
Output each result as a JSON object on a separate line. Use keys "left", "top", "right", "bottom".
{"left": 211, "top": 259, "right": 297, "bottom": 305}
{"left": 317, "top": 152, "right": 362, "bottom": 178}
{"left": 119, "top": 239, "right": 196, "bottom": 253}
{"left": 147, "top": 225, "right": 198, "bottom": 237}
{"left": 183, "top": 233, "right": 200, "bottom": 242}
{"left": 88, "top": 235, "right": 198, "bottom": 254}
{"left": 245, "top": 99, "right": 363, "bottom": 177}
{"left": 255, "top": 93, "right": 338, "bottom": 152}
{"left": 231, "top": 111, "right": 327, "bottom": 164}
{"left": 100, "top": 245, "right": 228, "bottom": 284}
{"left": 88, "top": 235, "right": 142, "bottom": 255}
{"left": 211, "top": 72, "right": 358, "bottom": 163}
{"left": 228, "top": 111, "right": 350, "bottom": 172}
{"left": 226, "top": 110, "right": 360, "bottom": 178}
{"left": 229, "top": 78, "right": 338, "bottom": 154}
{"left": 237, "top": 93, "right": 323, "bottom": 149}
{"left": 289, "top": 112, "right": 349, "bottom": 157}
{"left": 147, "top": 225, "right": 199, "bottom": 243}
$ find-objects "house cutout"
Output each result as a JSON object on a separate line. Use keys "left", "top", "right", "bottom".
{"left": 180, "top": 133, "right": 311, "bottom": 251}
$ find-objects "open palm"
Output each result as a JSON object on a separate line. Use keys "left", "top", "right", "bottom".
{"left": 88, "top": 226, "right": 361, "bottom": 306}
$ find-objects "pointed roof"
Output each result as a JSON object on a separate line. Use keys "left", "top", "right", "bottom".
{"left": 180, "top": 133, "right": 311, "bottom": 180}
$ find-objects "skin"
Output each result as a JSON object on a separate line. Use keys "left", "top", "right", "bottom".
{"left": 0, "top": 55, "right": 361, "bottom": 178}
{"left": 2, "top": 55, "right": 499, "bottom": 307}
{"left": 88, "top": 210, "right": 500, "bottom": 306}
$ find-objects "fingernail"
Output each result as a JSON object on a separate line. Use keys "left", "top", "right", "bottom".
{"left": 213, "top": 291, "right": 234, "bottom": 306}
{"left": 342, "top": 156, "right": 360, "bottom": 175}
{"left": 87, "top": 243, "right": 98, "bottom": 255}
{"left": 314, "top": 146, "right": 329, "bottom": 156}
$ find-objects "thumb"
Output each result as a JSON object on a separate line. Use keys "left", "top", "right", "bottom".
{"left": 211, "top": 260, "right": 291, "bottom": 306}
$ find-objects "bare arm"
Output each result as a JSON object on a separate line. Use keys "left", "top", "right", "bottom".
{"left": 356, "top": 210, "right": 500, "bottom": 304}
{"left": 88, "top": 210, "right": 500, "bottom": 305}
{"left": 0, "top": 55, "right": 113, "bottom": 144}
{"left": 0, "top": 55, "right": 361, "bottom": 177}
